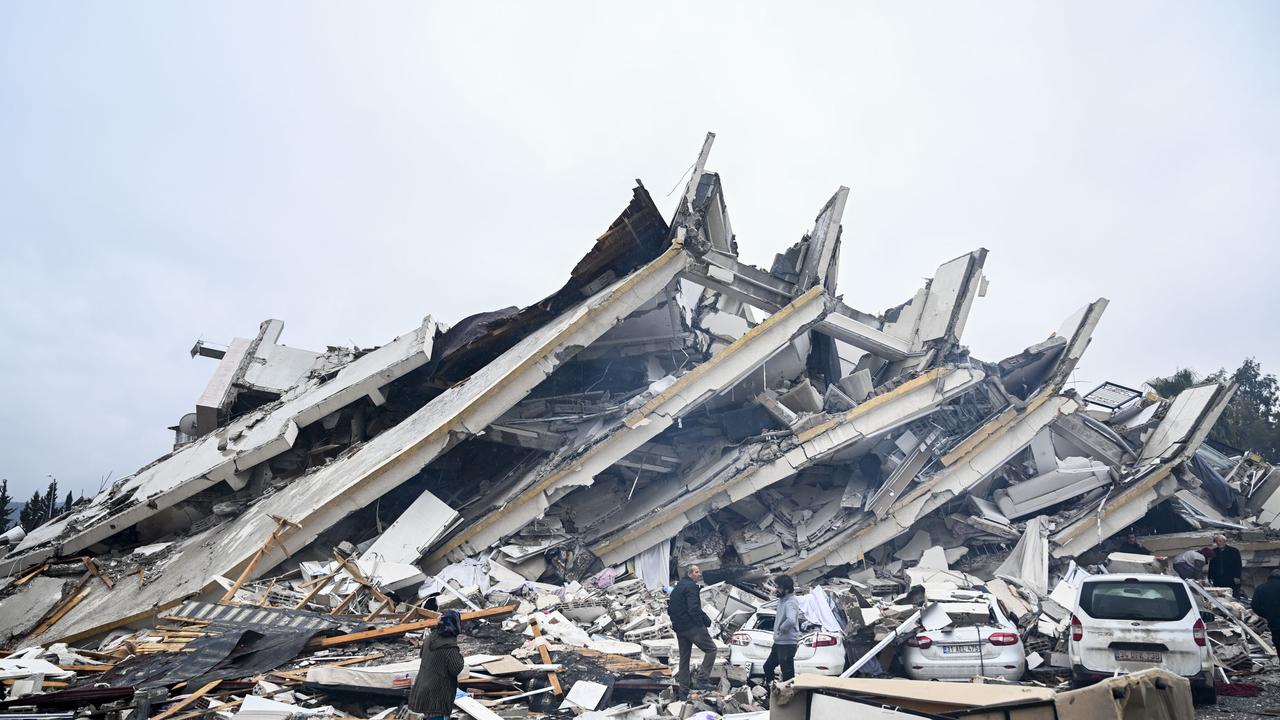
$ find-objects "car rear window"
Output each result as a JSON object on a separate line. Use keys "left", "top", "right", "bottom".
{"left": 1079, "top": 580, "right": 1192, "bottom": 621}
{"left": 752, "top": 614, "right": 775, "bottom": 631}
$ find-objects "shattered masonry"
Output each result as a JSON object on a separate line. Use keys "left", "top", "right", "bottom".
{"left": 0, "top": 132, "right": 1275, "bottom": 718}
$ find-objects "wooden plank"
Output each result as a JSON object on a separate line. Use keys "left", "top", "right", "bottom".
{"left": 28, "top": 587, "right": 92, "bottom": 639}
{"left": 299, "top": 572, "right": 338, "bottom": 588}
{"left": 294, "top": 571, "right": 339, "bottom": 610}
{"left": 400, "top": 605, "right": 441, "bottom": 622}
{"left": 308, "top": 605, "right": 517, "bottom": 648}
{"left": 329, "top": 587, "right": 363, "bottom": 616}
{"left": 364, "top": 598, "right": 393, "bottom": 622}
{"left": 257, "top": 578, "right": 277, "bottom": 607}
{"left": 220, "top": 516, "right": 295, "bottom": 604}
{"left": 528, "top": 619, "right": 563, "bottom": 696}
{"left": 58, "top": 664, "right": 115, "bottom": 672}
{"left": 82, "top": 557, "right": 114, "bottom": 590}
{"left": 339, "top": 556, "right": 401, "bottom": 611}
{"left": 15, "top": 563, "right": 49, "bottom": 586}
{"left": 2, "top": 679, "right": 69, "bottom": 688}
{"left": 152, "top": 680, "right": 221, "bottom": 720}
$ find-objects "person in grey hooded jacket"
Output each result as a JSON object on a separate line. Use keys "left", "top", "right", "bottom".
{"left": 763, "top": 574, "right": 801, "bottom": 683}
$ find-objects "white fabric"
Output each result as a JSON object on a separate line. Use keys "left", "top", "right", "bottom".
{"left": 635, "top": 541, "right": 671, "bottom": 590}
{"left": 795, "top": 586, "right": 843, "bottom": 633}
{"left": 418, "top": 558, "right": 491, "bottom": 598}
{"left": 994, "top": 515, "right": 1050, "bottom": 595}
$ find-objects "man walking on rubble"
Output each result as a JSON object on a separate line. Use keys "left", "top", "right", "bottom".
{"left": 763, "top": 574, "right": 802, "bottom": 685}
{"left": 407, "top": 610, "right": 466, "bottom": 720}
{"left": 669, "top": 563, "right": 717, "bottom": 694}
{"left": 1209, "top": 534, "right": 1244, "bottom": 598}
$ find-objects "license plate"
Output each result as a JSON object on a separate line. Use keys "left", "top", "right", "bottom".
{"left": 1114, "top": 650, "right": 1162, "bottom": 663}
{"left": 942, "top": 644, "right": 981, "bottom": 654}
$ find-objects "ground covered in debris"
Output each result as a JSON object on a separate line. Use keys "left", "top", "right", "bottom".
{"left": 1198, "top": 670, "right": 1280, "bottom": 720}
{"left": 1, "top": 134, "right": 1278, "bottom": 719}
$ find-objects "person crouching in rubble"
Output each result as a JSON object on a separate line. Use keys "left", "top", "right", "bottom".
{"left": 763, "top": 574, "right": 801, "bottom": 685}
{"left": 407, "top": 610, "right": 466, "bottom": 720}
{"left": 669, "top": 563, "right": 717, "bottom": 694}
{"left": 1171, "top": 549, "right": 1207, "bottom": 580}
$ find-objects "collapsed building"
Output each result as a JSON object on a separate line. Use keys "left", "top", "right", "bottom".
{"left": 0, "top": 133, "right": 1275, "bottom": 718}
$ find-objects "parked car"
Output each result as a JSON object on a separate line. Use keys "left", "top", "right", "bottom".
{"left": 1067, "top": 573, "right": 1216, "bottom": 704}
{"left": 729, "top": 600, "right": 847, "bottom": 676}
{"left": 899, "top": 593, "right": 1027, "bottom": 681}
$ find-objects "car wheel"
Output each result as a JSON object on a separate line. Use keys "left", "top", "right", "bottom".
{"left": 1192, "top": 682, "right": 1217, "bottom": 706}
{"left": 1068, "top": 672, "right": 1090, "bottom": 690}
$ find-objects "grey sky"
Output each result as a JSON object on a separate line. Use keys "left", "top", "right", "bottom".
{"left": 1, "top": 2, "right": 1277, "bottom": 499}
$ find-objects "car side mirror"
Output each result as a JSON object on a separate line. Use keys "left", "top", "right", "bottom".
{"left": 1200, "top": 610, "right": 1216, "bottom": 623}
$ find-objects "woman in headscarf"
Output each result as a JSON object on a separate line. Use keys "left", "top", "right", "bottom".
{"left": 407, "top": 610, "right": 465, "bottom": 720}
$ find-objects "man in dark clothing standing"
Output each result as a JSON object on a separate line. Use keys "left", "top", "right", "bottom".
{"left": 669, "top": 564, "right": 717, "bottom": 693}
{"left": 1208, "top": 534, "right": 1244, "bottom": 598}
{"left": 408, "top": 610, "right": 465, "bottom": 720}
{"left": 1252, "top": 571, "right": 1280, "bottom": 643}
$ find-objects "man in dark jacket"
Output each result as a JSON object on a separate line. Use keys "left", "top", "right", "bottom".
{"left": 668, "top": 564, "right": 716, "bottom": 693}
{"left": 1208, "top": 534, "right": 1244, "bottom": 598}
{"left": 1252, "top": 571, "right": 1280, "bottom": 643}
{"left": 408, "top": 610, "right": 465, "bottom": 720}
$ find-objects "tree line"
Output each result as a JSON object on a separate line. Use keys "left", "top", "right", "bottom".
{"left": 1149, "top": 357, "right": 1280, "bottom": 463}
{"left": 0, "top": 477, "right": 79, "bottom": 534}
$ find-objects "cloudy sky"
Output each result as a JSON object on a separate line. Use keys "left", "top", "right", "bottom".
{"left": 2, "top": 2, "right": 1277, "bottom": 499}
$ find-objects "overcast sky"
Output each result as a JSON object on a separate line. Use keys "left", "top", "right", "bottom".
{"left": 1, "top": 2, "right": 1277, "bottom": 499}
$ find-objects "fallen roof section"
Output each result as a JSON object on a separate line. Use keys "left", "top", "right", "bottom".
{"left": 1050, "top": 381, "right": 1236, "bottom": 558}
{"left": 422, "top": 285, "right": 833, "bottom": 565}
{"left": 0, "top": 317, "right": 438, "bottom": 575}
{"left": 25, "top": 208, "right": 690, "bottom": 644}
{"left": 591, "top": 365, "right": 987, "bottom": 567}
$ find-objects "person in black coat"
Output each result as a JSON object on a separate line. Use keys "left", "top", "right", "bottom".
{"left": 668, "top": 564, "right": 716, "bottom": 693}
{"left": 1208, "top": 534, "right": 1244, "bottom": 598}
{"left": 1252, "top": 571, "right": 1280, "bottom": 643}
{"left": 407, "top": 610, "right": 465, "bottom": 720}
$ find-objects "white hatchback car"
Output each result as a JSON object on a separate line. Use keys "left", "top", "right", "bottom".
{"left": 1068, "top": 573, "right": 1216, "bottom": 704}
{"left": 899, "top": 594, "right": 1027, "bottom": 681}
{"left": 728, "top": 601, "right": 847, "bottom": 677}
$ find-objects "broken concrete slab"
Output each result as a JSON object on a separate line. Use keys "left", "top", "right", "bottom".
{"left": 2, "top": 316, "right": 439, "bottom": 575}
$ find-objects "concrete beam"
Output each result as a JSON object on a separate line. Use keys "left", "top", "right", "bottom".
{"left": 422, "top": 286, "right": 831, "bottom": 564}
{"left": 814, "top": 312, "right": 912, "bottom": 361}
{"left": 790, "top": 393, "right": 1080, "bottom": 574}
{"left": 591, "top": 366, "right": 987, "bottom": 566}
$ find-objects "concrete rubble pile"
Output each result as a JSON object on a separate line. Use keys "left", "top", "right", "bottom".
{"left": 0, "top": 133, "right": 1273, "bottom": 719}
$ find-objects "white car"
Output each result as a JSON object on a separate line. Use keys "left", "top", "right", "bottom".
{"left": 728, "top": 601, "right": 847, "bottom": 677}
{"left": 899, "top": 594, "right": 1027, "bottom": 681}
{"left": 1068, "top": 573, "right": 1216, "bottom": 704}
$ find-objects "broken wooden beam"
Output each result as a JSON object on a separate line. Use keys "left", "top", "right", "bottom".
{"left": 529, "top": 618, "right": 563, "bottom": 696}
{"left": 152, "top": 679, "right": 221, "bottom": 720}
{"left": 308, "top": 605, "right": 517, "bottom": 648}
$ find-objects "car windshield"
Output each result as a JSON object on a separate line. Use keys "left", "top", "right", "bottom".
{"left": 1079, "top": 580, "right": 1192, "bottom": 621}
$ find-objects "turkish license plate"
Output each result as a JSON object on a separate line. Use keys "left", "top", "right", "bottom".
{"left": 1114, "top": 649, "right": 1162, "bottom": 663}
{"left": 942, "top": 644, "right": 981, "bottom": 654}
